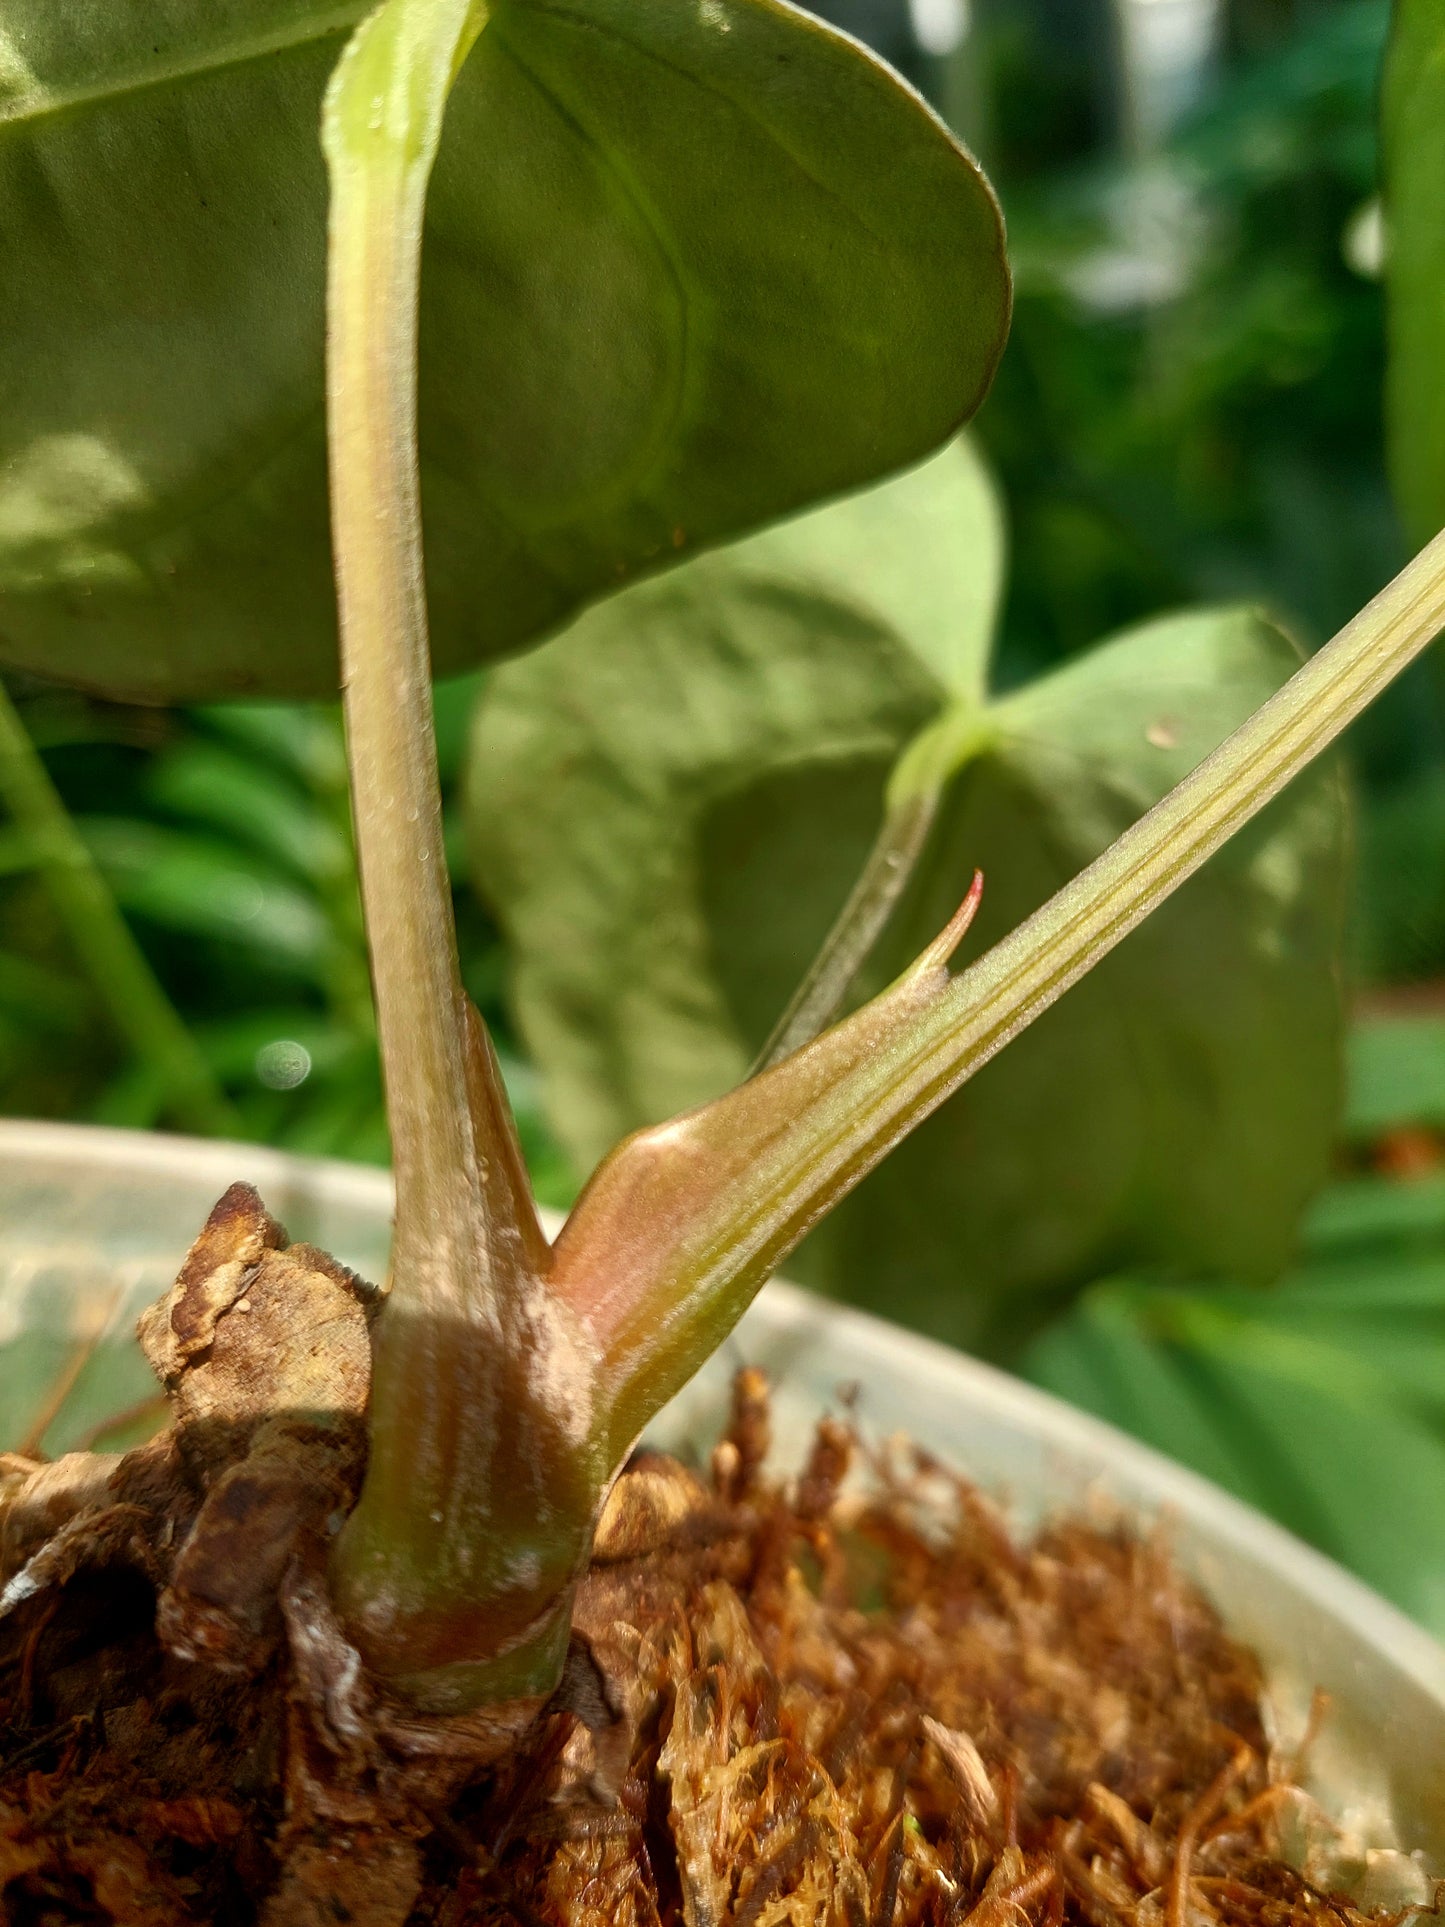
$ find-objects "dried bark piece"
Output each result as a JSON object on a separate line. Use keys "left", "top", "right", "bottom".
{"left": 1, "top": 1501, "right": 161, "bottom": 1619}
{"left": 134, "top": 1184, "right": 378, "bottom": 1672}
{"left": 138, "top": 1182, "right": 375, "bottom": 1460}
{"left": 138, "top": 1181, "right": 287, "bottom": 1376}
{"left": 2, "top": 1183, "right": 379, "bottom": 1677}
{"left": 280, "top": 1558, "right": 379, "bottom": 1784}
{"left": 158, "top": 1419, "right": 359, "bottom": 1673}
{"left": 0, "top": 1450, "right": 125, "bottom": 1588}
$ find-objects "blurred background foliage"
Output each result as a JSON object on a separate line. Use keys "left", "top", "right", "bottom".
{"left": 6, "top": 0, "right": 1445, "bottom": 1628}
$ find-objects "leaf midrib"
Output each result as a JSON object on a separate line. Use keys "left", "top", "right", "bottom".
{"left": 0, "top": 6, "right": 368, "bottom": 130}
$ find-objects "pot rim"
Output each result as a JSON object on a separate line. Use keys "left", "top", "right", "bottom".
{"left": 5, "top": 1115, "right": 1445, "bottom": 1775}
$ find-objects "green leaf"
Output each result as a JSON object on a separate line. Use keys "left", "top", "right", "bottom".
{"left": 1022, "top": 1287, "right": 1278, "bottom": 1511}
{"left": 1303, "top": 1171, "right": 1445, "bottom": 1254}
{"left": 147, "top": 740, "right": 353, "bottom": 885}
{"left": 0, "top": 0, "right": 1007, "bottom": 702}
{"left": 79, "top": 817, "right": 335, "bottom": 978}
{"left": 469, "top": 436, "right": 1002, "bottom": 1154}
{"left": 1383, "top": 0, "right": 1445, "bottom": 544}
{"left": 470, "top": 448, "right": 1347, "bottom": 1358}
{"left": 200, "top": 702, "right": 351, "bottom": 792}
{"left": 1354, "top": 767, "right": 1445, "bottom": 983}
{"left": 0, "top": 950, "right": 87, "bottom": 1030}
{"left": 1344, "top": 1011, "right": 1445, "bottom": 1139}
{"left": 806, "top": 611, "right": 1345, "bottom": 1358}
{"left": 1022, "top": 1268, "right": 1445, "bottom": 1637}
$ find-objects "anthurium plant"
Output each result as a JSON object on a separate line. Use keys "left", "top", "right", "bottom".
{"left": 466, "top": 440, "right": 1348, "bottom": 1361}
{"left": 2, "top": 0, "right": 1444, "bottom": 1722}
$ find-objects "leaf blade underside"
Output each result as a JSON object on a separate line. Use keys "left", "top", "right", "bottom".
{"left": 0, "top": 0, "right": 1008, "bottom": 699}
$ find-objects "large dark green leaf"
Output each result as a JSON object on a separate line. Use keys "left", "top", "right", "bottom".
{"left": 799, "top": 621, "right": 1345, "bottom": 1356}
{"left": 1383, "top": 0, "right": 1445, "bottom": 543}
{"left": 469, "top": 437, "right": 1001, "bottom": 1152}
{"left": 469, "top": 442, "right": 1347, "bottom": 1357}
{"left": 0, "top": 0, "right": 1007, "bottom": 701}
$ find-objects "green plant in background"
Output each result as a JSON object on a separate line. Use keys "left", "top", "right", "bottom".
{"left": 0, "top": 670, "right": 577, "bottom": 1192}
{"left": 1023, "top": 1000, "right": 1445, "bottom": 1630}
{"left": 76, "top": 699, "right": 375, "bottom": 1145}
{"left": 953, "top": 0, "right": 1445, "bottom": 992}
{"left": 980, "top": 0, "right": 1399, "bottom": 676}
{"left": 1024, "top": 1141, "right": 1445, "bottom": 1633}
{"left": 0, "top": 680, "right": 235, "bottom": 1137}
{"left": 1384, "top": 0, "right": 1445, "bottom": 560}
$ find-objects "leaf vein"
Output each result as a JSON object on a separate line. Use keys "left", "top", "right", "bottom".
{"left": 0, "top": 8, "right": 367, "bottom": 130}
{"left": 507, "top": 0, "right": 896, "bottom": 252}
{"left": 486, "top": 26, "right": 695, "bottom": 529}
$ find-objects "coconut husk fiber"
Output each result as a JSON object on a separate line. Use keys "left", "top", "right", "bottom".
{"left": 1, "top": 1186, "right": 1438, "bottom": 1927}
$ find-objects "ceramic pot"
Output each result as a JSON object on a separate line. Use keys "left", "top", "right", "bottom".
{"left": 3, "top": 1118, "right": 1441, "bottom": 1864}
